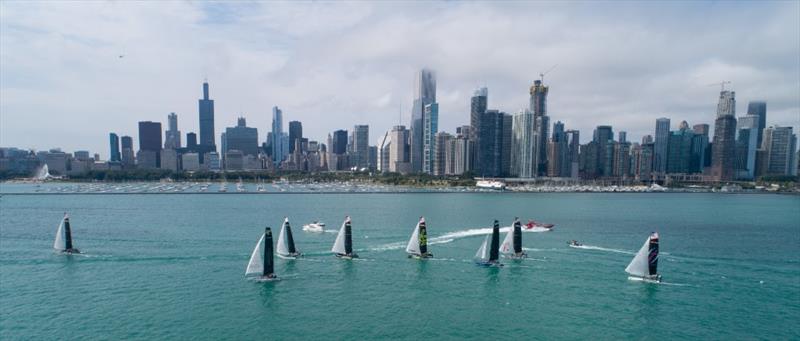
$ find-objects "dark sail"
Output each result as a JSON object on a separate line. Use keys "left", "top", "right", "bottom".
{"left": 264, "top": 227, "right": 274, "bottom": 276}
{"left": 344, "top": 220, "right": 353, "bottom": 255}
{"left": 489, "top": 220, "right": 500, "bottom": 261}
{"left": 64, "top": 217, "right": 74, "bottom": 250}
{"left": 648, "top": 236, "right": 659, "bottom": 275}
{"left": 513, "top": 219, "right": 522, "bottom": 254}
{"left": 285, "top": 221, "right": 296, "bottom": 254}
{"left": 418, "top": 221, "right": 428, "bottom": 254}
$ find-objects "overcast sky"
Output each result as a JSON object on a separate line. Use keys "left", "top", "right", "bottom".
{"left": 1, "top": 1, "right": 798, "bottom": 158}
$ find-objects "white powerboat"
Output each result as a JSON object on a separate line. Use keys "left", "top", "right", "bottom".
{"left": 302, "top": 221, "right": 326, "bottom": 233}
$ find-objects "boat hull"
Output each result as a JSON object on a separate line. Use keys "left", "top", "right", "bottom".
{"left": 628, "top": 275, "right": 662, "bottom": 283}
{"left": 59, "top": 248, "right": 81, "bottom": 254}
{"left": 475, "top": 261, "right": 504, "bottom": 268}
{"left": 503, "top": 253, "right": 527, "bottom": 260}
{"left": 254, "top": 276, "right": 281, "bottom": 282}
{"left": 277, "top": 253, "right": 302, "bottom": 259}
{"left": 408, "top": 253, "right": 434, "bottom": 259}
{"left": 335, "top": 253, "right": 359, "bottom": 259}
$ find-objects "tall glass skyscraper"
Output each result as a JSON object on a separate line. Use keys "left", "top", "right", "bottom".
{"left": 746, "top": 101, "right": 767, "bottom": 148}
{"left": 469, "top": 87, "right": 488, "bottom": 173}
{"left": 271, "top": 106, "right": 284, "bottom": 165}
{"left": 511, "top": 109, "right": 535, "bottom": 178}
{"left": 422, "top": 103, "right": 438, "bottom": 174}
{"left": 410, "top": 68, "right": 436, "bottom": 173}
{"left": 198, "top": 82, "right": 215, "bottom": 151}
{"left": 530, "top": 80, "right": 549, "bottom": 175}
{"left": 352, "top": 125, "right": 370, "bottom": 169}
{"left": 288, "top": 121, "right": 303, "bottom": 153}
{"left": 654, "top": 118, "right": 670, "bottom": 173}
{"left": 109, "top": 133, "right": 120, "bottom": 162}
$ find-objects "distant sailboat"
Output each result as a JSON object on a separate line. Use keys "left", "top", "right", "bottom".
{"left": 406, "top": 217, "right": 433, "bottom": 259}
{"left": 625, "top": 232, "right": 661, "bottom": 283}
{"left": 500, "top": 217, "right": 527, "bottom": 259}
{"left": 276, "top": 217, "right": 302, "bottom": 259}
{"left": 475, "top": 220, "right": 502, "bottom": 267}
{"left": 332, "top": 216, "right": 358, "bottom": 259}
{"left": 54, "top": 214, "right": 80, "bottom": 254}
{"left": 246, "top": 227, "right": 279, "bottom": 281}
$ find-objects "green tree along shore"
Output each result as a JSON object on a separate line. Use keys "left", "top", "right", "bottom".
{"left": 0, "top": 169, "right": 478, "bottom": 187}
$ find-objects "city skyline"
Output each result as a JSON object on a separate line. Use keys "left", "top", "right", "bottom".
{"left": 1, "top": 2, "right": 799, "bottom": 158}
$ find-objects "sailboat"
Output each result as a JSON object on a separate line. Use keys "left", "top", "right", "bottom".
{"left": 245, "top": 227, "right": 279, "bottom": 281}
{"left": 406, "top": 217, "right": 433, "bottom": 259}
{"left": 276, "top": 217, "right": 302, "bottom": 259}
{"left": 625, "top": 232, "right": 661, "bottom": 283}
{"left": 474, "top": 220, "right": 503, "bottom": 267}
{"left": 500, "top": 217, "right": 527, "bottom": 259}
{"left": 332, "top": 216, "right": 358, "bottom": 259}
{"left": 54, "top": 214, "right": 80, "bottom": 254}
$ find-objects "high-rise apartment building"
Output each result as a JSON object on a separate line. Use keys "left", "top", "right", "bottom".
{"left": 654, "top": 118, "right": 670, "bottom": 173}
{"left": 470, "top": 87, "right": 488, "bottom": 173}
{"left": 433, "top": 132, "right": 453, "bottom": 176}
{"left": 352, "top": 125, "right": 370, "bottom": 169}
{"left": 711, "top": 90, "right": 737, "bottom": 181}
{"left": 271, "top": 107, "right": 284, "bottom": 165}
{"left": 422, "top": 104, "right": 438, "bottom": 174}
{"left": 530, "top": 80, "right": 550, "bottom": 175}
{"left": 763, "top": 126, "right": 797, "bottom": 176}
{"left": 511, "top": 109, "right": 535, "bottom": 178}
{"left": 389, "top": 125, "right": 411, "bottom": 174}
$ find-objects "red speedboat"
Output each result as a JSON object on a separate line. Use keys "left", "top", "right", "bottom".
{"left": 525, "top": 220, "right": 554, "bottom": 230}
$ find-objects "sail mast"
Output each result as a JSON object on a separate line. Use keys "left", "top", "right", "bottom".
{"left": 418, "top": 218, "right": 427, "bottom": 255}
{"left": 489, "top": 220, "right": 500, "bottom": 261}
{"left": 263, "top": 227, "right": 274, "bottom": 277}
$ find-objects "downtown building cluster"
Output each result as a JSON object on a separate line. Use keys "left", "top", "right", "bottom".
{"left": 1, "top": 71, "right": 798, "bottom": 183}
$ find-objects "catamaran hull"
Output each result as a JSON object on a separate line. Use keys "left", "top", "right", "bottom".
{"left": 504, "top": 253, "right": 527, "bottom": 260}
{"left": 408, "top": 253, "right": 434, "bottom": 259}
{"left": 335, "top": 253, "right": 358, "bottom": 259}
{"left": 58, "top": 248, "right": 81, "bottom": 254}
{"left": 628, "top": 275, "right": 662, "bottom": 283}
{"left": 254, "top": 276, "right": 281, "bottom": 282}
{"left": 475, "top": 261, "right": 504, "bottom": 268}
{"left": 277, "top": 253, "right": 302, "bottom": 259}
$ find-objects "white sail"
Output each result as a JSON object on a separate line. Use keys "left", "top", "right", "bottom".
{"left": 474, "top": 236, "right": 489, "bottom": 260}
{"left": 625, "top": 237, "right": 651, "bottom": 277}
{"left": 405, "top": 222, "right": 421, "bottom": 255}
{"left": 331, "top": 220, "right": 347, "bottom": 254}
{"left": 499, "top": 229, "right": 514, "bottom": 254}
{"left": 276, "top": 222, "right": 289, "bottom": 256}
{"left": 53, "top": 217, "right": 65, "bottom": 250}
{"left": 245, "top": 234, "right": 265, "bottom": 276}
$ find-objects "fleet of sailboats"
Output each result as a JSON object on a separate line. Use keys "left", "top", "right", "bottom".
{"left": 406, "top": 217, "right": 432, "bottom": 259}
{"left": 53, "top": 214, "right": 80, "bottom": 254}
{"left": 625, "top": 232, "right": 661, "bottom": 283}
{"left": 332, "top": 216, "right": 358, "bottom": 259}
{"left": 245, "top": 227, "right": 279, "bottom": 281}
{"left": 276, "top": 217, "right": 302, "bottom": 259}
{"left": 44, "top": 213, "right": 665, "bottom": 284}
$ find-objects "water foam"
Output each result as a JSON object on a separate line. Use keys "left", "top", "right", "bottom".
{"left": 569, "top": 244, "right": 634, "bottom": 255}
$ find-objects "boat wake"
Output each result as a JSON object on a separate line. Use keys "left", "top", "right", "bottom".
{"left": 367, "top": 226, "right": 541, "bottom": 252}
{"left": 569, "top": 244, "right": 634, "bottom": 255}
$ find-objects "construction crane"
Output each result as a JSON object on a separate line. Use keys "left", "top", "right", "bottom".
{"left": 540, "top": 64, "right": 558, "bottom": 83}
{"left": 708, "top": 81, "right": 731, "bottom": 91}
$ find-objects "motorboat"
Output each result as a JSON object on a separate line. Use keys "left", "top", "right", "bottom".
{"left": 303, "top": 221, "right": 326, "bottom": 233}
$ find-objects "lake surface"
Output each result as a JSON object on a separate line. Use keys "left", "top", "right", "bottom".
{"left": 1, "top": 191, "right": 798, "bottom": 340}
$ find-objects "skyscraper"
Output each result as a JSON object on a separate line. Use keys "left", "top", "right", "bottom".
{"left": 288, "top": 121, "right": 303, "bottom": 154}
{"left": 271, "top": 107, "right": 284, "bottom": 165}
{"left": 186, "top": 132, "right": 198, "bottom": 150}
{"left": 164, "top": 112, "right": 181, "bottom": 149}
{"left": 121, "top": 135, "right": 134, "bottom": 167}
{"left": 548, "top": 121, "right": 569, "bottom": 178}
{"left": 593, "top": 125, "right": 614, "bottom": 177}
{"left": 389, "top": 125, "right": 411, "bottom": 174}
{"left": 410, "top": 68, "right": 436, "bottom": 173}
{"left": 736, "top": 115, "right": 759, "bottom": 180}
{"left": 422, "top": 103, "right": 438, "bottom": 174}
{"left": 138, "top": 121, "right": 162, "bottom": 168}
{"left": 109, "top": 133, "right": 120, "bottom": 162}
{"left": 198, "top": 81, "right": 215, "bottom": 152}
{"left": 747, "top": 101, "right": 767, "bottom": 148}
{"left": 470, "top": 87, "right": 488, "bottom": 172}
{"left": 352, "top": 125, "right": 370, "bottom": 169}
{"left": 666, "top": 127, "right": 694, "bottom": 174}
{"left": 530, "top": 79, "right": 550, "bottom": 175}
{"left": 433, "top": 132, "right": 453, "bottom": 176}
{"left": 654, "top": 118, "right": 670, "bottom": 173}
{"left": 763, "top": 126, "right": 797, "bottom": 176}
{"left": 331, "top": 129, "right": 349, "bottom": 170}
{"left": 377, "top": 131, "right": 391, "bottom": 172}
{"left": 711, "top": 90, "right": 737, "bottom": 181}
{"left": 225, "top": 117, "right": 259, "bottom": 157}
{"left": 566, "top": 130, "right": 580, "bottom": 178}
{"left": 511, "top": 109, "right": 535, "bottom": 178}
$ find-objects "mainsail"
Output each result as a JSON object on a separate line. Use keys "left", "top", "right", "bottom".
{"left": 500, "top": 229, "right": 514, "bottom": 254}
{"left": 489, "top": 220, "right": 500, "bottom": 262}
{"left": 332, "top": 216, "right": 353, "bottom": 256}
{"left": 53, "top": 216, "right": 65, "bottom": 250}
{"left": 405, "top": 222, "right": 421, "bottom": 255}
{"left": 625, "top": 232, "right": 659, "bottom": 277}
{"left": 475, "top": 235, "right": 489, "bottom": 260}
{"left": 276, "top": 217, "right": 298, "bottom": 257}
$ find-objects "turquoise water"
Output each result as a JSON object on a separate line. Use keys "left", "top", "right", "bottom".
{"left": 1, "top": 192, "right": 799, "bottom": 340}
